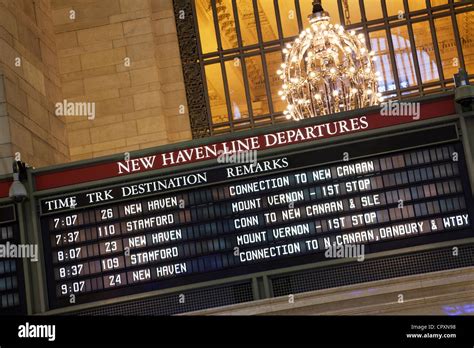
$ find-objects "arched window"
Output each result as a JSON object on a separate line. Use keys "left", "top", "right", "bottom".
{"left": 177, "top": 0, "right": 474, "bottom": 137}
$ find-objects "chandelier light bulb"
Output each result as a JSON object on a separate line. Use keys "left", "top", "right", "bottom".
{"left": 279, "top": 0, "right": 379, "bottom": 120}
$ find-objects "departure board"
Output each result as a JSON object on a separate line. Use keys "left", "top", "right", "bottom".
{"left": 0, "top": 204, "right": 26, "bottom": 314}
{"left": 39, "top": 142, "right": 474, "bottom": 308}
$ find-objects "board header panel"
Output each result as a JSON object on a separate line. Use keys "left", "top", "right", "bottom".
{"left": 33, "top": 97, "right": 455, "bottom": 191}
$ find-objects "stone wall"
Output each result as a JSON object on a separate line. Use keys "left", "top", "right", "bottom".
{"left": 0, "top": 0, "right": 68, "bottom": 175}
{"left": 0, "top": 75, "right": 10, "bottom": 174}
{"left": 51, "top": 0, "right": 191, "bottom": 161}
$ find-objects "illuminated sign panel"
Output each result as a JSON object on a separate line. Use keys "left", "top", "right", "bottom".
{"left": 32, "top": 97, "right": 472, "bottom": 309}
{"left": 39, "top": 140, "right": 473, "bottom": 309}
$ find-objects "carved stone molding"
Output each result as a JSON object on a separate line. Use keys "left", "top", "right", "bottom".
{"left": 173, "top": 0, "right": 211, "bottom": 138}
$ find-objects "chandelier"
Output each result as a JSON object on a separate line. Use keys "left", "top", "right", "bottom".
{"left": 278, "top": 0, "right": 382, "bottom": 121}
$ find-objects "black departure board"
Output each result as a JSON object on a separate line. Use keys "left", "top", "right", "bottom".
{"left": 39, "top": 142, "right": 474, "bottom": 308}
{"left": 0, "top": 204, "right": 26, "bottom": 314}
